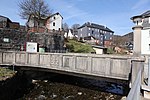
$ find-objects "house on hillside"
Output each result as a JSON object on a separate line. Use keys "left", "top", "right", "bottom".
{"left": 122, "top": 32, "right": 133, "bottom": 50}
{"left": 46, "top": 12, "right": 63, "bottom": 31}
{"left": 113, "top": 32, "right": 133, "bottom": 50}
{"left": 26, "top": 14, "right": 48, "bottom": 33}
{"left": 0, "top": 15, "right": 20, "bottom": 30}
{"left": 27, "top": 12, "right": 63, "bottom": 33}
{"left": 77, "top": 22, "right": 114, "bottom": 47}
{"left": 64, "top": 29, "right": 74, "bottom": 39}
{"left": 131, "top": 10, "right": 150, "bottom": 55}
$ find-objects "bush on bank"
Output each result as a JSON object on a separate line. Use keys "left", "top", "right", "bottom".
{"left": 66, "top": 40, "right": 95, "bottom": 53}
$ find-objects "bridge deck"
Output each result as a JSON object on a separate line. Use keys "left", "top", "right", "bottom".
{"left": 0, "top": 51, "right": 144, "bottom": 80}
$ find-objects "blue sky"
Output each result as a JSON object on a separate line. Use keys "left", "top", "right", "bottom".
{"left": 0, "top": 0, "right": 150, "bottom": 35}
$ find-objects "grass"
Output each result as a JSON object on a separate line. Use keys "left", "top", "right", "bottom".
{"left": 66, "top": 40, "right": 95, "bottom": 53}
{"left": 0, "top": 67, "right": 15, "bottom": 80}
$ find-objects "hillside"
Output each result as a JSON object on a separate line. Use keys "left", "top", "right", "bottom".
{"left": 66, "top": 40, "right": 95, "bottom": 53}
{"left": 113, "top": 32, "right": 133, "bottom": 47}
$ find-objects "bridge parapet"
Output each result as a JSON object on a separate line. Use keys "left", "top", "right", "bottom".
{"left": 0, "top": 51, "right": 144, "bottom": 80}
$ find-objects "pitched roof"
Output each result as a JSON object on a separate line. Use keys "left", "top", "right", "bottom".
{"left": 131, "top": 10, "right": 150, "bottom": 20}
{"left": 50, "top": 12, "right": 63, "bottom": 19}
{"left": 0, "top": 15, "right": 12, "bottom": 22}
{"left": 27, "top": 12, "right": 63, "bottom": 23}
{"left": 78, "top": 22, "right": 114, "bottom": 33}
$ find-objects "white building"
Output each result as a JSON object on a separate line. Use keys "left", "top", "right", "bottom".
{"left": 131, "top": 10, "right": 150, "bottom": 55}
{"left": 64, "top": 29, "right": 74, "bottom": 39}
{"left": 46, "top": 12, "right": 63, "bottom": 31}
{"left": 27, "top": 12, "right": 63, "bottom": 32}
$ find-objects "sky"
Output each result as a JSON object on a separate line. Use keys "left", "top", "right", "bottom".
{"left": 0, "top": 0, "right": 150, "bottom": 35}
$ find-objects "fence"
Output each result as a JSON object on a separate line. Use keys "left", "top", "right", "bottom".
{"left": 126, "top": 61, "right": 144, "bottom": 100}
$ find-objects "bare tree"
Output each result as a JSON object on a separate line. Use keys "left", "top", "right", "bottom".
{"left": 18, "top": 0, "right": 51, "bottom": 20}
{"left": 71, "top": 24, "right": 80, "bottom": 35}
{"left": 62, "top": 23, "right": 69, "bottom": 32}
{"left": 19, "top": 0, "right": 52, "bottom": 32}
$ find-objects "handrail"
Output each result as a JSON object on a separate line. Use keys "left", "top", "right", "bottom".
{"left": 126, "top": 64, "right": 143, "bottom": 100}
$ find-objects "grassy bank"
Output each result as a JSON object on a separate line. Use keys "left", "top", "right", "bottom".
{"left": 66, "top": 40, "right": 95, "bottom": 53}
{"left": 0, "top": 67, "right": 15, "bottom": 81}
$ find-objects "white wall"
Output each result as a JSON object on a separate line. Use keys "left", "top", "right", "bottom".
{"left": 28, "top": 19, "right": 35, "bottom": 27}
{"left": 47, "top": 14, "right": 62, "bottom": 31}
{"left": 93, "top": 48, "right": 103, "bottom": 54}
{"left": 141, "top": 29, "right": 150, "bottom": 54}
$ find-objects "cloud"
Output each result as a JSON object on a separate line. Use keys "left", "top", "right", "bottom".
{"left": 132, "top": 0, "right": 150, "bottom": 10}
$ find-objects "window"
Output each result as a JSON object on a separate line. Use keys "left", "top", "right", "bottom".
{"left": 149, "top": 44, "right": 150, "bottom": 50}
{"left": 54, "top": 17, "right": 56, "bottom": 20}
{"left": 89, "top": 28, "right": 91, "bottom": 30}
{"left": 92, "top": 30, "right": 94, "bottom": 34}
{"left": 53, "top": 22, "right": 55, "bottom": 26}
{"left": 3, "top": 38, "right": 9, "bottom": 43}
{"left": 88, "top": 33, "right": 90, "bottom": 36}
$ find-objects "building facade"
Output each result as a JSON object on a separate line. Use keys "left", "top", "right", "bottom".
{"left": 46, "top": 12, "right": 63, "bottom": 31}
{"left": 131, "top": 10, "right": 150, "bottom": 55}
{"left": 77, "top": 22, "right": 114, "bottom": 47}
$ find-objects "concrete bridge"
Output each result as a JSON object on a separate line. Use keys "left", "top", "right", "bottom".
{"left": 0, "top": 51, "right": 144, "bottom": 81}
{"left": 1, "top": 51, "right": 149, "bottom": 99}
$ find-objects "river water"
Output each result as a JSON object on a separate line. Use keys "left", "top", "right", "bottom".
{"left": 19, "top": 73, "right": 128, "bottom": 100}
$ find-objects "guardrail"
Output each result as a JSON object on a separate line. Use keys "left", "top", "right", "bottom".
{"left": 126, "top": 61, "right": 144, "bottom": 100}
{"left": 0, "top": 51, "right": 136, "bottom": 80}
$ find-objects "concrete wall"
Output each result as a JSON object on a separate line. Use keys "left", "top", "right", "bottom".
{"left": 0, "top": 51, "right": 144, "bottom": 80}
{"left": 93, "top": 47, "right": 103, "bottom": 54}
{"left": 133, "top": 26, "right": 143, "bottom": 55}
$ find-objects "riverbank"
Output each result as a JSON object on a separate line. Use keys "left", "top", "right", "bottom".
{"left": 0, "top": 67, "right": 15, "bottom": 81}
{"left": 0, "top": 68, "right": 32, "bottom": 100}
{"left": 0, "top": 68, "right": 126, "bottom": 100}
{"left": 21, "top": 80, "right": 123, "bottom": 100}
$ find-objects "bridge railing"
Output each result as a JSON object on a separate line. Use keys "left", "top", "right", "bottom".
{"left": 0, "top": 51, "right": 144, "bottom": 81}
{"left": 126, "top": 60, "right": 144, "bottom": 100}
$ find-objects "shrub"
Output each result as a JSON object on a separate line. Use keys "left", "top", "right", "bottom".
{"left": 66, "top": 40, "right": 95, "bottom": 53}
